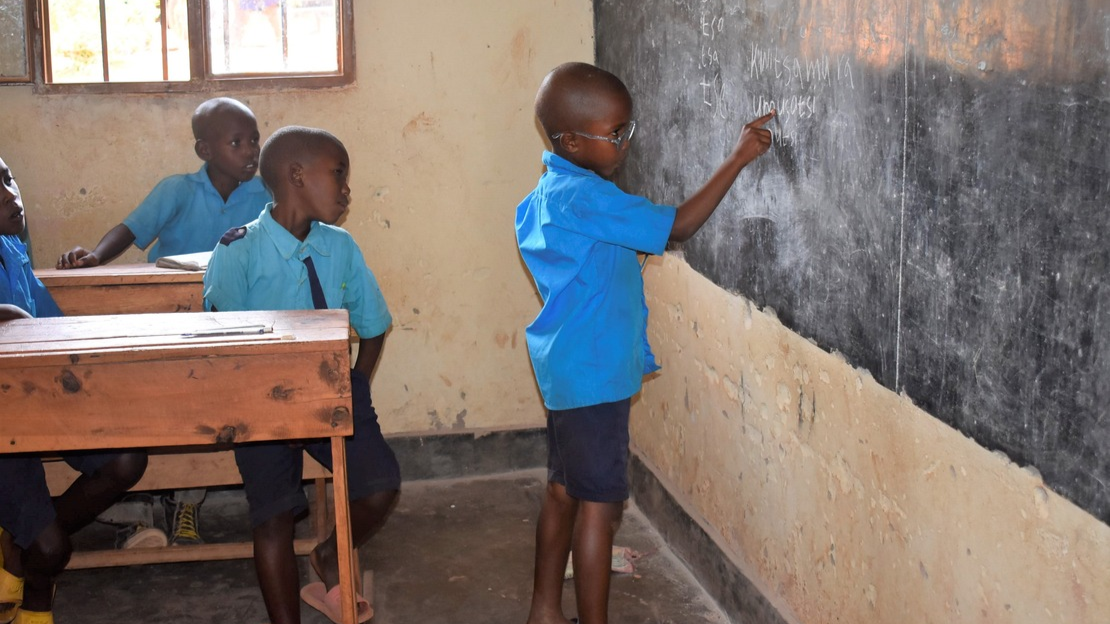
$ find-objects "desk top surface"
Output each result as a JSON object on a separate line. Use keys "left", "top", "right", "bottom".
{"left": 0, "top": 309, "right": 351, "bottom": 364}
{"left": 35, "top": 263, "right": 204, "bottom": 287}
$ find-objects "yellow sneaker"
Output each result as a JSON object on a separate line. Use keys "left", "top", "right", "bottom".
{"left": 13, "top": 611, "right": 52, "bottom": 624}
{"left": 0, "top": 569, "right": 22, "bottom": 624}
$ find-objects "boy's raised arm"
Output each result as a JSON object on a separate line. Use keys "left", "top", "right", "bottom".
{"left": 670, "top": 110, "right": 775, "bottom": 242}
{"left": 56, "top": 223, "right": 137, "bottom": 269}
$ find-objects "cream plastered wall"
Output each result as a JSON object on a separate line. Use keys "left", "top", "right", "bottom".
{"left": 636, "top": 254, "right": 1110, "bottom": 624}
{"left": 0, "top": 0, "right": 593, "bottom": 433}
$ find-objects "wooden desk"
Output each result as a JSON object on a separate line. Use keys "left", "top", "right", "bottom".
{"left": 35, "top": 262, "right": 336, "bottom": 566}
{"left": 35, "top": 263, "right": 204, "bottom": 316}
{"left": 0, "top": 310, "right": 363, "bottom": 624}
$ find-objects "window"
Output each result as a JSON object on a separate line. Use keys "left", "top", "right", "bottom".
{"left": 20, "top": 0, "right": 353, "bottom": 93}
{"left": 0, "top": 0, "right": 33, "bottom": 83}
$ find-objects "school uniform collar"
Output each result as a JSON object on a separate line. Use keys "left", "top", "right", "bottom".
{"left": 258, "top": 204, "right": 333, "bottom": 260}
{"left": 542, "top": 150, "right": 603, "bottom": 181}
{"left": 186, "top": 164, "right": 260, "bottom": 201}
{"left": 184, "top": 164, "right": 222, "bottom": 198}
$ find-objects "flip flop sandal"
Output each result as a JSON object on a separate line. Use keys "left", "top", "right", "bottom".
{"left": 564, "top": 545, "right": 640, "bottom": 579}
{"left": 299, "top": 581, "right": 373, "bottom": 624}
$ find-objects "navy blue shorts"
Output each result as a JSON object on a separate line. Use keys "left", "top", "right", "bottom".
{"left": 546, "top": 398, "right": 630, "bottom": 503}
{"left": 0, "top": 451, "right": 122, "bottom": 549}
{"left": 235, "top": 369, "right": 401, "bottom": 528}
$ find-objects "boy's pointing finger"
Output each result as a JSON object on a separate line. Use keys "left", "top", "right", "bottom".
{"left": 749, "top": 109, "right": 777, "bottom": 128}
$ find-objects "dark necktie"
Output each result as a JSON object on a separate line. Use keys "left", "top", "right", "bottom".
{"left": 302, "top": 256, "right": 328, "bottom": 310}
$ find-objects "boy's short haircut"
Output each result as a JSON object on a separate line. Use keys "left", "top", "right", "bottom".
{"left": 258, "top": 125, "right": 346, "bottom": 191}
{"left": 191, "top": 97, "right": 255, "bottom": 141}
{"left": 535, "top": 62, "right": 631, "bottom": 138}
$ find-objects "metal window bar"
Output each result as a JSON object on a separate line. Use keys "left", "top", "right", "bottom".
{"left": 222, "top": 0, "right": 230, "bottom": 72}
{"left": 279, "top": 0, "right": 287, "bottom": 67}
{"left": 160, "top": 0, "right": 169, "bottom": 80}
{"left": 98, "top": 0, "right": 108, "bottom": 81}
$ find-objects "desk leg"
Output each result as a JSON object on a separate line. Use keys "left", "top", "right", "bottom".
{"left": 330, "top": 436, "right": 358, "bottom": 624}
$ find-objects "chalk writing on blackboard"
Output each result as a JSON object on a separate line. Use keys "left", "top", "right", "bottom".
{"left": 597, "top": 0, "right": 1110, "bottom": 522}
{"left": 698, "top": 9, "right": 728, "bottom": 119}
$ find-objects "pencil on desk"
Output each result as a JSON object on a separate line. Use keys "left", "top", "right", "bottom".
{"left": 181, "top": 325, "right": 273, "bottom": 338}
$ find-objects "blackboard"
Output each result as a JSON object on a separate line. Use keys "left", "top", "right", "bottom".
{"left": 595, "top": 0, "right": 1110, "bottom": 522}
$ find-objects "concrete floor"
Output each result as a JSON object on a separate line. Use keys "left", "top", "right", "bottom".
{"left": 54, "top": 469, "right": 727, "bottom": 623}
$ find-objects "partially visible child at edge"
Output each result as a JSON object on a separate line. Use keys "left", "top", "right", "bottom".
{"left": 0, "top": 155, "right": 147, "bottom": 624}
{"left": 54, "top": 96, "right": 271, "bottom": 551}
{"left": 203, "top": 125, "right": 399, "bottom": 624}
{"left": 514, "top": 62, "right": 774, "bottom": 624}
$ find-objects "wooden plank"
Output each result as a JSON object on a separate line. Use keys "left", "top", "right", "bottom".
{"left": 66, "top": 538, "right": 318, "bottom": 570}
{"left": 45, "top": 449, "right": 332, "bottom": 494}
{"left": 0, "top": 310, "right": 349, "bottom": 357}
{"left": 36, "top": 264, "right": 205, "bottom": 286}
{"left": 47, "top": 283, "right": 204, "bottom": 316}
{"left": 331, "top": 436, "right": 358, "bottom": 624}
{"left": 2, "top": 351, "right": 351, "bottom": 451}
{"left": 36, "top": 264, "right": 204, "bottom": 317}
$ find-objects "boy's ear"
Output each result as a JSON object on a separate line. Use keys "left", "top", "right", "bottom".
{"left": 556, "top": 133, "right": 580, "bottom": 153}
{"left": 194, "top": 139, "right": 212, "bottom": 162}
{"left": 289, "top": 162, "right": 305, "bottom": 187}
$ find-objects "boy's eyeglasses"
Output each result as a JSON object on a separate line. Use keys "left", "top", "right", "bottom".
{"left": 551, "top": 120, "right": 637, "bottom": 150}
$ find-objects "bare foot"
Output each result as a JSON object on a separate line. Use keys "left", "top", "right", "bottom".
{"left": 308, "top": 540, "right": 340, "bottom": 589}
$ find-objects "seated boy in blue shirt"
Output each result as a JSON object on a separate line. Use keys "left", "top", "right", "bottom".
{"left": 0, "top": 155, "right": 147, "bottom": 624}
{"left": 57, "top": 96, "right": 270, "bottom": 267}
{"left": 515, "top": 62, "right": 774, "bottom": 624}
{"left": 204, "top": 126, "right": 400, "bottom": 624}
{"left": 56, "top": 96, "right": 272, "bottom": 548}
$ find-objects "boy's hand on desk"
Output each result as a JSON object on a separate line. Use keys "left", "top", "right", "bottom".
{"left": 732, "top": 110, "right": 776, "bottom": 167}
{"left": 56, "top": 247, "right": 100, "bottom": 269}
{"left": 0, "top": 304, "right": 32, "bottom": 321}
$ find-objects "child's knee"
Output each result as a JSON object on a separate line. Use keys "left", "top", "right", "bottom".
{"left": 252, "top": 510, "right": 296, "bottom": 542}
{"left": 352, "top": 488, "right": 398, "bottom": 519}
{"left": 99, "top": 452, "right": 148, "bottom": 490}
{"left": 27, "top": 527, "right": 71, "bottom": 575}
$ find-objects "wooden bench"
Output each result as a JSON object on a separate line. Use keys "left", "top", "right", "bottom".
{"left": 44, "top": 449, "right": 333, "bottom": 569}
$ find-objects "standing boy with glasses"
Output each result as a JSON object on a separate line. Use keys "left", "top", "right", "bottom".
{"left": 514, "top": 62, "right": 774, "bottom": 624}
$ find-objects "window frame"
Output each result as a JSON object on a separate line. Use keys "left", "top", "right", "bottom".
{"left": 29, "top": 0, "right": 355, "bottom": 95}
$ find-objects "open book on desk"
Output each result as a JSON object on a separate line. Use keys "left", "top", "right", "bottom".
{"left": 154, "top": 250, "right": 212, "bottom": 271}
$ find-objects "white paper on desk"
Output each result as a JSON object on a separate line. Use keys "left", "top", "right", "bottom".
{"left": 155, "top": 250, "right": 212, "bottom": 271}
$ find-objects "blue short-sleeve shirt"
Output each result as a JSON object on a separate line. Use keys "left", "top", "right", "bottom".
{"left": 0, "top": 235, "right": 61, "bottom": 318}
{"left": 515, "top": 151, "right": 677, "bottom": 410}
{"left": 123, "top": 165, "right": 271, "bottom": 261}
{"left": 203, "top": 204, "right": 391, "bottom": 339}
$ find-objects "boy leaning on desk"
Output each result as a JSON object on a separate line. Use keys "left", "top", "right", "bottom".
{"left": 0, "top": 154, "right": 149, "bottom": 624}
{"left": 204, "top": 125, "right": 399, "bottom": 624}
{"left": 54, "top": 97, "right": 272, "bottom": 552}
